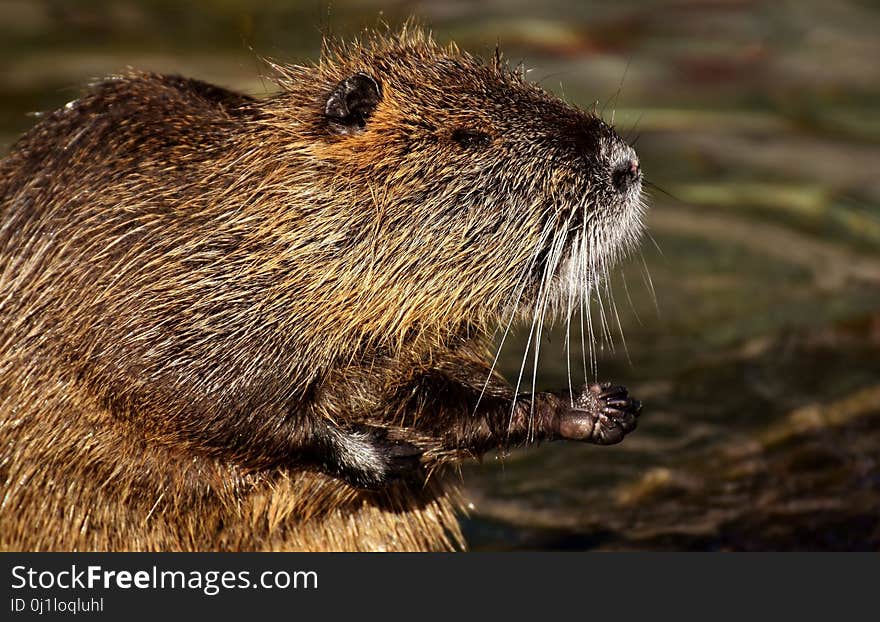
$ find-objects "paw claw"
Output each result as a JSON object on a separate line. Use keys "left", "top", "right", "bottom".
{"left": 604, "top": 398, "right": 633, "bottom": 408}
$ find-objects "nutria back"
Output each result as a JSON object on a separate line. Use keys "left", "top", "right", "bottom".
{"left": 0, "top": 28, "right": 645, "bottom": 551}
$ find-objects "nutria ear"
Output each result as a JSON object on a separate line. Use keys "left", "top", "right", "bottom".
{"left": 324, "top": 73, "right": 382, "bottom": 135}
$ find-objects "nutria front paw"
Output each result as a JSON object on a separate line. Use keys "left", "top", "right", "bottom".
{"left": 557, "top": 383, "right": 641, "bottom": 445}
{"left": 381, "top": 438, "right": 425, "bottom": 482}
{"left": 335, "top": 426, "right": 424, "bottom": 490}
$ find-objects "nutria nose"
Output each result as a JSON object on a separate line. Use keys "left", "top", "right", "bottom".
{"left": 612, "top": 158, "right": 641, "bottom": 193}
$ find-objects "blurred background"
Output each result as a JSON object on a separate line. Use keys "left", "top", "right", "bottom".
{"left": 2, "top": 0, "right": 878, "bottom": 550}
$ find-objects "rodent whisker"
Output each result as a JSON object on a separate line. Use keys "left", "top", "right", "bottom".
{"left": 528, "top": 222, "right": 569, "bottom": 440}
{"left": 624, "top": 111, "right": 645, "bottom": 146}
{"left": 639, "top": 249, "right": 660, "bottom": 316}
{"left": 607, "top": 266, "right": 631, "bottom": 366}
{"left": 643, "top": 180, "right": 680, "bottom": 204}
{"left": 520, "top": 230, "right": 562, "bottom": 440}
{"left": 506, "top": 212, "right": 566, "bottom": 437}
{"left": 475, "top": 214, "right": 557, "bottom": 422}
{"left": 565, "top": 283, "right": 575, "bottom": 406}
{"left": 619, "top": 265, "right": 643, "bottom": 327}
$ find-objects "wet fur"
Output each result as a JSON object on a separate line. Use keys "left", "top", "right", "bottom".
{"left": 0, "top": 28, "right": 643, "bottom": 550}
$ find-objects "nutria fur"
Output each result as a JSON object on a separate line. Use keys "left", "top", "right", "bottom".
{"left": 0, "top": 27, "right": 645, "bottom": 551}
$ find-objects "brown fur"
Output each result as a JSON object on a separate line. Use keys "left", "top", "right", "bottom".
{"left": 0, "top": 27, "right": 645, "bottom": 551}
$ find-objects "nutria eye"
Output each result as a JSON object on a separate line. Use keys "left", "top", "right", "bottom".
{"left": 452, "top": 128, "right": 491, "bottom": 148}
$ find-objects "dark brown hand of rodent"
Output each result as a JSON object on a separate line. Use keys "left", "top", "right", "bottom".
{"left": 357, "top": 354, "right": 643, "bottom": 486}
{"left": 464, "top": 382, "right": 642, "bottom": 451}
{"left": 555, "top": 383, "right": 642, "bottom": 445}
{"left": 353, "top": 381, "right": 642, "bottom": 489}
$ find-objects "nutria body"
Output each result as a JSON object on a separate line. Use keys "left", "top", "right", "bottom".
{"left": 0, "top": 29, "right": 645, "bottom": 551}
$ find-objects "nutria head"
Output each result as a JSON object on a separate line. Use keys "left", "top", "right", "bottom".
{"left": 264, "top": 28, "right": 645, "bottom": 344}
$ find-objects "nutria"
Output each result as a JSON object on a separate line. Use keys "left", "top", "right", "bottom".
{"left": 0, "top": 27, "right": 645, "bottom": 551}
